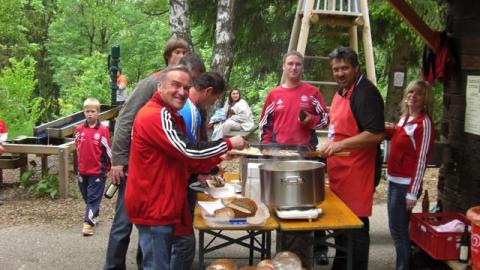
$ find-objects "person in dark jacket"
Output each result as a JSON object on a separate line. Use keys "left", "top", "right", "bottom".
{"left": 104, "top": 37, "right": 189, "bottom": 270}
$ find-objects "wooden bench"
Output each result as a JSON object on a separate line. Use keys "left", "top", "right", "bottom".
{"left": 0, "top": 154, "right": 28, "bottom": 184}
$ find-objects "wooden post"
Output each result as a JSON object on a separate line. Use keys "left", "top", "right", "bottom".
{"left": 58, "top": 146, "right": 69, "bottom": 198}
{"left": 282, "top": 0, "right": 305, "bottom": 83}
{"left": 349, "top": 25, "right": 358, "bottom": 53}
{"left": 41, "top": 155, "right": 48, "bottom": 175}
{"left": 296, "top": 0, "right": 315, "bottom": 55}
{"left": 359, "top": 0, "right": 377, "bottom": 85}
{"left": 386, "top": 0, "right": 437, "bottom": 52}
{"left": 287, "top": 0, "right": 304, "bottom": 53}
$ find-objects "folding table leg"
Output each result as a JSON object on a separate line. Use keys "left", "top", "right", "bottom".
{"left": 261, "top": 232, "right": 266, "bottom": 260}
{"left": 266, "top": 231, "right": 271, "bottom": 258}
{"left": 249, "top": 231, "right": 254, "bottom": 265}
{"left": 347, "top": 231, "right": 353, "bottom": 270}
{"left": 199, "top": 230, "right": 205, "bottom": 270}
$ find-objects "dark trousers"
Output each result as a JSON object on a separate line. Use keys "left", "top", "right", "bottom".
{"left": 104, "top": 175, "right": 143, "bottom": 270}
{"left": 332, "top": 217, "right": 370, "bottom": 270}
{"left": 276, "top": 230, "right": 314, "bottom": 269}
{"left": 78, "top": 175, "right": 105, "bottom": 226}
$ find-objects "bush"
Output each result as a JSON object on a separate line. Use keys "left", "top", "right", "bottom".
{"left": 20, "top": 161, "right": 60, "bottom": 199}
{"left": 0, "top": 56, "right": 41, "bottom": 138}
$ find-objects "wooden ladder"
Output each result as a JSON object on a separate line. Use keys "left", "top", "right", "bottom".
{"left": 283, "top": 0, "right": 376, "bottom": 86}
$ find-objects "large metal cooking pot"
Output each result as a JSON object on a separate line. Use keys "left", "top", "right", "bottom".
{"left": 259, "top": 160, "right": 325, "bottom": 209}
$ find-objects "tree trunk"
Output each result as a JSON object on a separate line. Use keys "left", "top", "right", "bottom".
{"left": 384, "top": 33, "right": 412, "bottom": 123}
{"left": 169, "top": 0, "right": 194, "bottom": 52}
{"left": 210, "top": 0, "right": 236, "bottom": 84}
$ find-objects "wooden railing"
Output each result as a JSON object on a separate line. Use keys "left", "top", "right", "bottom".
{"left": 303, "top": 0, "right": 361, "bottom": 14}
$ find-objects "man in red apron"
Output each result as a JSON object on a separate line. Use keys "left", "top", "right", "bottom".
{"left": 320, "top": 47, "right": 385, "bottom": 270}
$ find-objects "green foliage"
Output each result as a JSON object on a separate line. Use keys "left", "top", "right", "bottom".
{"left": 0, "top": 0, "right": 32, "bottom": 68}
{"left": 19, "top": 161, "right": 60, "bottom": 199}
{"left": 228, "top": 64, "right": 278, "bottom": 122}
{"left": 0, "top": 56, "right": 40, "bottom": 138}
{"left": 57, "top": 52, "right": 111, "bottom": 115}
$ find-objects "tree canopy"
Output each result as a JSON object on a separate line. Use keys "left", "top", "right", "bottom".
{"left": 0, "top": 0, "right": 446, "bottom": 138}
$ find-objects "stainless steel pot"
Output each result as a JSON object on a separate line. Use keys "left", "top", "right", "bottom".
{"left": 259, "top": 160, "right": 325, "bottom": 209}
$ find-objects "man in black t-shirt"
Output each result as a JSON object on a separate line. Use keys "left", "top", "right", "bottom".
{"left": 320, "top": 46, "right": 385, "bottom": 270}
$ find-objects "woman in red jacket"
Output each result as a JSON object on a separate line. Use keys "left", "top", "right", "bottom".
{"left": 385, "top": 79, "right": 435, "bottom": 270}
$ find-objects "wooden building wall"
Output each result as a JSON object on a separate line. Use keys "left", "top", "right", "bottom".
{"left": 438, "top": 1, "right": 480, "bottom": 212}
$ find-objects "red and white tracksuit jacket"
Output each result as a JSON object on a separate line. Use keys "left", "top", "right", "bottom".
{"left": 74, "top": 121, "right": 111, "bottom": 176}
{"left": 125, "top": 92, "right": 232, "bottom": 231}
{"left": 259, "top": 83, "right": 328, "bottom": 148}
{"left": 386, "top": 113, "right": 435, "bottom": 201}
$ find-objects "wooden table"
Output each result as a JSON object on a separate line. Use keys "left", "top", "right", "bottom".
{"left": 276, "top": 187, "right": 364, "bottom": 270}
{"left": 193, "top": 172, "right": 278, "bottom": 269}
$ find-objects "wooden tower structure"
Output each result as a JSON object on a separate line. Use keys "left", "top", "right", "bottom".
{"left": 284, "top": 0, "right": 376, "bottom": 87}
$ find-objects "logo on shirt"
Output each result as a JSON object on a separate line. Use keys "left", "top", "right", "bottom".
{"left": 301, "top": 95, "right": 308, "bottom": 102}
{"left": 328, "top": 125, "right": 335, "bottom": 142}
{"left": 94, "top": 133, "right": 101, "bottom": 140}
{"left": 276, "top": 99, "right": 284, "bottom": 110}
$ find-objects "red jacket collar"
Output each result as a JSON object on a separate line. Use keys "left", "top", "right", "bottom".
{"left": 83, "top": 120, "right": 100, "bottom": 129}
{"left": 151, "top": 91, "right": 180, "bottom": 116}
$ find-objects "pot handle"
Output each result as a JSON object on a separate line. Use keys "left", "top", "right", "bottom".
{"left": 281, "top": 176, "right": 304, "bottom": 184}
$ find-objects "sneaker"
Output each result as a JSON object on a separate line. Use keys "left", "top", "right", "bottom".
{"left": 92, "top": 216, "right": 99, "bottom": 226}
{"left": 82, "top": 223, "right": 94, "bottom": 236}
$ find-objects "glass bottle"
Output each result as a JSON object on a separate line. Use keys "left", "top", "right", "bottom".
{"left": 104, "top": 182, "right": 118, "bottom": 199}
{"left": 459, "top": 224, "right": 470, "bottom": 263}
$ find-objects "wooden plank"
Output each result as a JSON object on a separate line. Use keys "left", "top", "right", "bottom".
{"left": 2, "top": 143, "right": 61, "bottom": 155}
{"left": 460, "top": 36, "right": 480, "bottom": 54}
{"left": 303, "top": 80, "right": 338, "bottom": 86}
{"left": 386, "top": 0, "right": 437, "bottom": 52}
{"left": 313, "top": 16, "right": 356, "bottom": 27}
{"left": 311, "top": 10, "right": 361, "bottom": 17}
{"left": 45, "top": 106, "right": 120, "bottom": 138}
{"left": 461, "top": 54, "right": 480, "bottom": 70}
{"left": 277, "top": 187, "right": 364, "bottom": 231}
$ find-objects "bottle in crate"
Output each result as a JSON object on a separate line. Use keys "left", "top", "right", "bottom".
{"left": 459, "top": 224, "right": 470, "bottom": 263}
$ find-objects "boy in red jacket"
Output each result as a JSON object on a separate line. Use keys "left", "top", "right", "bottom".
{"left": 74, "top": 98, "right": 112, "bottom": 236}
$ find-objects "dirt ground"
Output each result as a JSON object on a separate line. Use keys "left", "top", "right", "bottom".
{"left": 0, "top": 155, "right": 439, "bottom": 229}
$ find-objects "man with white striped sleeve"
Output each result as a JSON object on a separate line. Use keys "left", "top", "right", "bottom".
{"left": 124, "top": 65, "right": 246, "bottom": 270}
{"left": 259, "top": 51, "right": 329, "bottom": 269}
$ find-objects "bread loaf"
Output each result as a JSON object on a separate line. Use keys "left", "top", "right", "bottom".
{"left": 214, "top": 207, "right": 235, "bottom": 218}
{"left": 226, "top": 198, "right": 257, "bottom": 218}
{"left": 207, "top": 259, "right": 237, "bottom": 270}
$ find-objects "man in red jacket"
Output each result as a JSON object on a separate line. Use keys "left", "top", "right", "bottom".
{"left": 124, "top": 65, "right": 246, "bottom": 270}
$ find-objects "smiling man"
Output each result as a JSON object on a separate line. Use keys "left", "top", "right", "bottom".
{"left": 124, "top": 65, "right": 246, "bottom": 270}
{"left": 320, "top": 46, "right": 385, "bottom": 270}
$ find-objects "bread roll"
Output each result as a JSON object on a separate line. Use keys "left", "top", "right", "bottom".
{"left": 257, "top": 259, "right": 275, "bottom": 270}
{"left": 226, "top": 198, "right": 258, "bottom": 218}
{"left": 207, "top": 259, "right": 237, "bottom": 270}
{"left": 214, "top": 207, "right": 235, "bottom": 218}
{"left": 238, "top": 266, "right": 258, "bottom": 270}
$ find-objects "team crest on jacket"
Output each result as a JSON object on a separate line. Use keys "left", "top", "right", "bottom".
{"left": 300, "top": 95, "right": 308, "bottom": 102}
{"left": 94, "top": 133, "right": 101, "bottom": 140}
{"left": 276, "top": 99, "right": 284, "bottom": 110}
